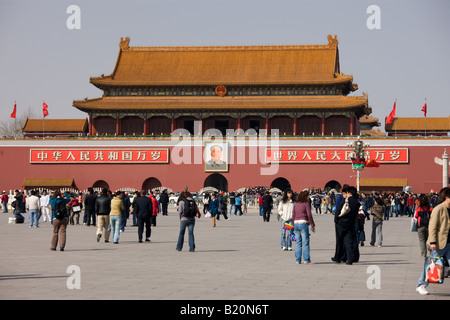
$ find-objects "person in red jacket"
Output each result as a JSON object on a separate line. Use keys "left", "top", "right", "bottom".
{"left": 149, "top": 193, "right": 160, "bottom": 226}
{"left": 414, "top": 194, "right": 432, "bottom": 257}
{"left": 1, "top": 191, "right": 9, "bottom": 213}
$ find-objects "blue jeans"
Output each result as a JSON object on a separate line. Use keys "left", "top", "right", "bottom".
{"left": 259, "top": 205, "right": 263, "bottom": 216}
{"left": 417, "top": 243, "right": 450, "bottom": 287}
{"left": 29, "top": 209, "right": 39, "bottom": 227}
{"left": 177, "top": 219, "right": 195, "bottom": 251}
{"left": 110, "top": 215, "right": 121, "bottom": 243}
{"left": 2, "top": 202, "right": 7, "bottom": 212}
{"left": 229, "top": 204, "right": 235, "bottom": 215}
{"left": 294, "top": 223, "right": 311, "bottom": 263}
{"left": 281, "top": 219, "right": 293, "bottom": 249}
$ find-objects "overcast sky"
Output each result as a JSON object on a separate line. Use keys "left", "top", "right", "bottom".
{"left": 1, "top": 0, "right": 449, "bottom": 130}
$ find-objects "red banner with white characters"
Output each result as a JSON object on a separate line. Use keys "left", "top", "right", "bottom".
{"left": 30, "top": 148, "right": 169, "bottom": 164}
{"left": 265, "top": 148, "right": 408, "bottom": 163}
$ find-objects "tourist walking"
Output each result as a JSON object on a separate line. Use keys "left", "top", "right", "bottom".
{"left": 26, "top": 190, "right": 41, "bottom": 228}
{"left": 110, "top": 191, "right": 125, "bottom": 244}
{"left": 416, "top": 187, "right": 450, "bottom": 295}
{"left": 292, "top": 190, "right": 315, "bottom": 263}
{"left": 149, "top": 192, "right": 159, "bottom": 226}
{"left": 202, "top": 193, "right": 210, "bottom": 215}
{"left": 235, "top": 193, "right": 243, "bottom": 216}
{"left": 49, "top": 190, "right": 70, "bottom": 251}
{"left": 1, "top": 191, "right": 8, "bottom": 213}
{"left": 369, "top": 198, "right": 384, "bottom": 247}
{"left": 12, "top": 190, "right": 25, "bottom": 223}
{"left": 176, "top": 192, "right": 201, "bottom": 252}
{"left": 133, "top": 190, "right": 153, "bottom": 242}
{"left": 68, "top": 194, "right": 81, "bottom": 225}
{"left": 228, "top": 192, "right": 236, "bottom": 216}
{"left": 159, "top": 189, "right": 169, "bottom": 216}
{"left": 83, "top": 188, "right": 97, "bottom": 226}
{"left": 217, "top": 192, "right": 228, "bottom": 221}
{"left": 414, "top": 194, "right": 432, "bottom": 257}
{"left": 120, "top": 192, "right": 131, "bottom": 232}
{"left": 332, "top": 186, "right": 360, "bottom": 265}
{"left": 95, "top": 188, "right": 111, "bottom": 243}
{"left": 262, "top": 191, "right": 273, "bottom": 222}
{"left": 277, "top": 188, "right": 294, "bottom": 251}
{"left": 131, "top": 191, "right": 140, "bottom": 226}
{"left": 208, "top": 193, "right": 219, "bottom": 227}
{"left": 40, "top": 190, "right": 51, "bottom": 222}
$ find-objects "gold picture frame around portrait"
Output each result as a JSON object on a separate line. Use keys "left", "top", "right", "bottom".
{"left": 204, "top": 141, "right": 228, "bottom": 172}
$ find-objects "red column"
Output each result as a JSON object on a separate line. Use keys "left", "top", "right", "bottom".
{"left": 321, "top": 114, "right": 325, "bottom": 135}
{"left": 293, "top": 115, "right": 297, "bottom": 135}
{"left": 116, "top": 116, "right": 120, "bottom": 135}
{"left": 88, "top": 114, "right": 93, "bottom": 136}
{"left": 237, "top": 115, "right": 241, "bottom": 131}
{"left": 265, "top": 116, "right": 269, "bottom": 133}
{"left": 171, "top": 115, "right": 175, "bottom": 133}
{"left": 349, "top": 115, "right": 354, "bottom": 135}
{"left": 143, "top": 117, "right": 148, "bottom": 135}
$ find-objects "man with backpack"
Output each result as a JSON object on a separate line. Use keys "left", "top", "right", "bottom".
{"left": 176, "top": 192, "right": 200, "bottom": 252}
{"left": 50, "top": 190, "right": 71, "bottom": 251}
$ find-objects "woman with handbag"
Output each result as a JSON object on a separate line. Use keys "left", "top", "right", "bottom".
{"left": 292, "top": 190, "right": 315, "bottom": 264}
{"left": 414, "top": 194, "right": 432, "bottom": 257}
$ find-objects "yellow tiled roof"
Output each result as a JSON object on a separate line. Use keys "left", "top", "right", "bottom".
{"left": 90, "top": 35, "right": 354, "bottom": 86}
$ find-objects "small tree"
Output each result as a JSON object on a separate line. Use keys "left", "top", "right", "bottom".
{"left": 0, "top": 107, "right": 36, "bottom": 139}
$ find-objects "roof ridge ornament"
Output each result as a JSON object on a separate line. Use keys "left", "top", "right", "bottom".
{"left": 120, "top": 37, "right": 130, "bottom": 51}
{"left": 327, "top": 34, "right": 338, "bottom": 48}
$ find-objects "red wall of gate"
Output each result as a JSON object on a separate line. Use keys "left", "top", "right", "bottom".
{"left": 0, "top": 142, "right": 448, "bottom": 194}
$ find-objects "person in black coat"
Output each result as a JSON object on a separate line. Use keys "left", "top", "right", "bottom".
{"left": 332, "top": 186, "right": 360, "bottom": 265}
{"left": 133, "top": 190, "right": 153, "bottom": 242}
{"left": 120, "top": 192, "right": 131, "bottom": 232}
{"left": 159, "top": 189, "right": 169, "bottom": 216}
{"left": 262, "top": 191, "right": 273, "bottom": 222}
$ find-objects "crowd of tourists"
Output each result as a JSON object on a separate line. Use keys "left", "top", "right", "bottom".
{"left": 3, "top": 184, "right": 449, "bottom": 296}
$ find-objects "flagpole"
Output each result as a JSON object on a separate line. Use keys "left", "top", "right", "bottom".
{"left": 424, "top": 98, "right": 427, "bottom": 138}
{"left": 394, "top": 98, "right": 397, "bottom": 138}
{"left": 43, "top": 101, "right": 45, "bottom": 140}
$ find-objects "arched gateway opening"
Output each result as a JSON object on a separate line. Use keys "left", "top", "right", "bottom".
{"left": 92, "top": 180, "right": 109, "bottom": 190}
{"left": 270, "top": 177, "right": 291, "bottom": 192}
{"left": 142, "top": 177, "right": 162, "bottom": 191}
{"left": 324, "top": 180, "right": 342, "bottom": 191}
{"left": 204, "top": 173, "right": 228, "bottom": 192}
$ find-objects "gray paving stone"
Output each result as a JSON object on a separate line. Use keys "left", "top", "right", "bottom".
{"left": 0, "top": 208, "right": 448, "bottom": 300}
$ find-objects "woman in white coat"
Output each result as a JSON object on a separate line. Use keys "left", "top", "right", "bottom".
{"left": 278, "top": 188, "right": 294, "bottom": 251}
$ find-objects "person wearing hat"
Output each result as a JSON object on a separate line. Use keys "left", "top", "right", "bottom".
{"left": 1, "top": 191, "right": 8, "bottom": 213}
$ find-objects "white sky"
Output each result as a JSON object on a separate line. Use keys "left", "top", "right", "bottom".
{"left": 1, "top": 0, "right": 449, "bottom": 130}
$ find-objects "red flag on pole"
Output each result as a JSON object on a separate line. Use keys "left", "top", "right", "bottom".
{"left": 10, "top": 103, "right": 17, "bottom": 118}
{"left": 421, "top": 103, "right": 427, "bottom": 117}
{"left": 385, "top": 101, "right": 396, "bottom": 125}
{"left": 43, "top": 102, "right": 49, "bottom": 117}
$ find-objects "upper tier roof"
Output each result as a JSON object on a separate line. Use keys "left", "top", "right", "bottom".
{"left": 89, "top": 35, "right": 355, "bottom": 87}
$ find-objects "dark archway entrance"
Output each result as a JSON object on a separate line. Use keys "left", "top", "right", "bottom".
{"left": 270, "top": 177, "right": 291, "bottom": 192}
{"left": 92, "top": 180, "right": 109, "bottom": 190}
{"left": 324, "top": 180, "right": 342, "bottom": 191}
{"left": 204, "top": 173, "right": 228, "bottom": 192}
{"left": 142, "top": 177, "right": 162, "bottom": 191}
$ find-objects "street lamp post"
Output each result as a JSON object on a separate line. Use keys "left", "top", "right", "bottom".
{"left": 347, "top": 136, "right": 370, "bottom": 192}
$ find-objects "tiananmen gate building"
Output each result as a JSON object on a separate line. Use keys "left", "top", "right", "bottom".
{"left": 1, "top": 36, "right": 449, "bottom": 195}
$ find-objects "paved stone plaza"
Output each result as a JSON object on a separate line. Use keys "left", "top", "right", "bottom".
{"left": 1, "top": 207, "right": 449, "bottom": 300}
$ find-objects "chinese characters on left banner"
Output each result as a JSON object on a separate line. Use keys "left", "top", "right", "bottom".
{"left": 30, "top": 149, "right": 169, "bottom": 164}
